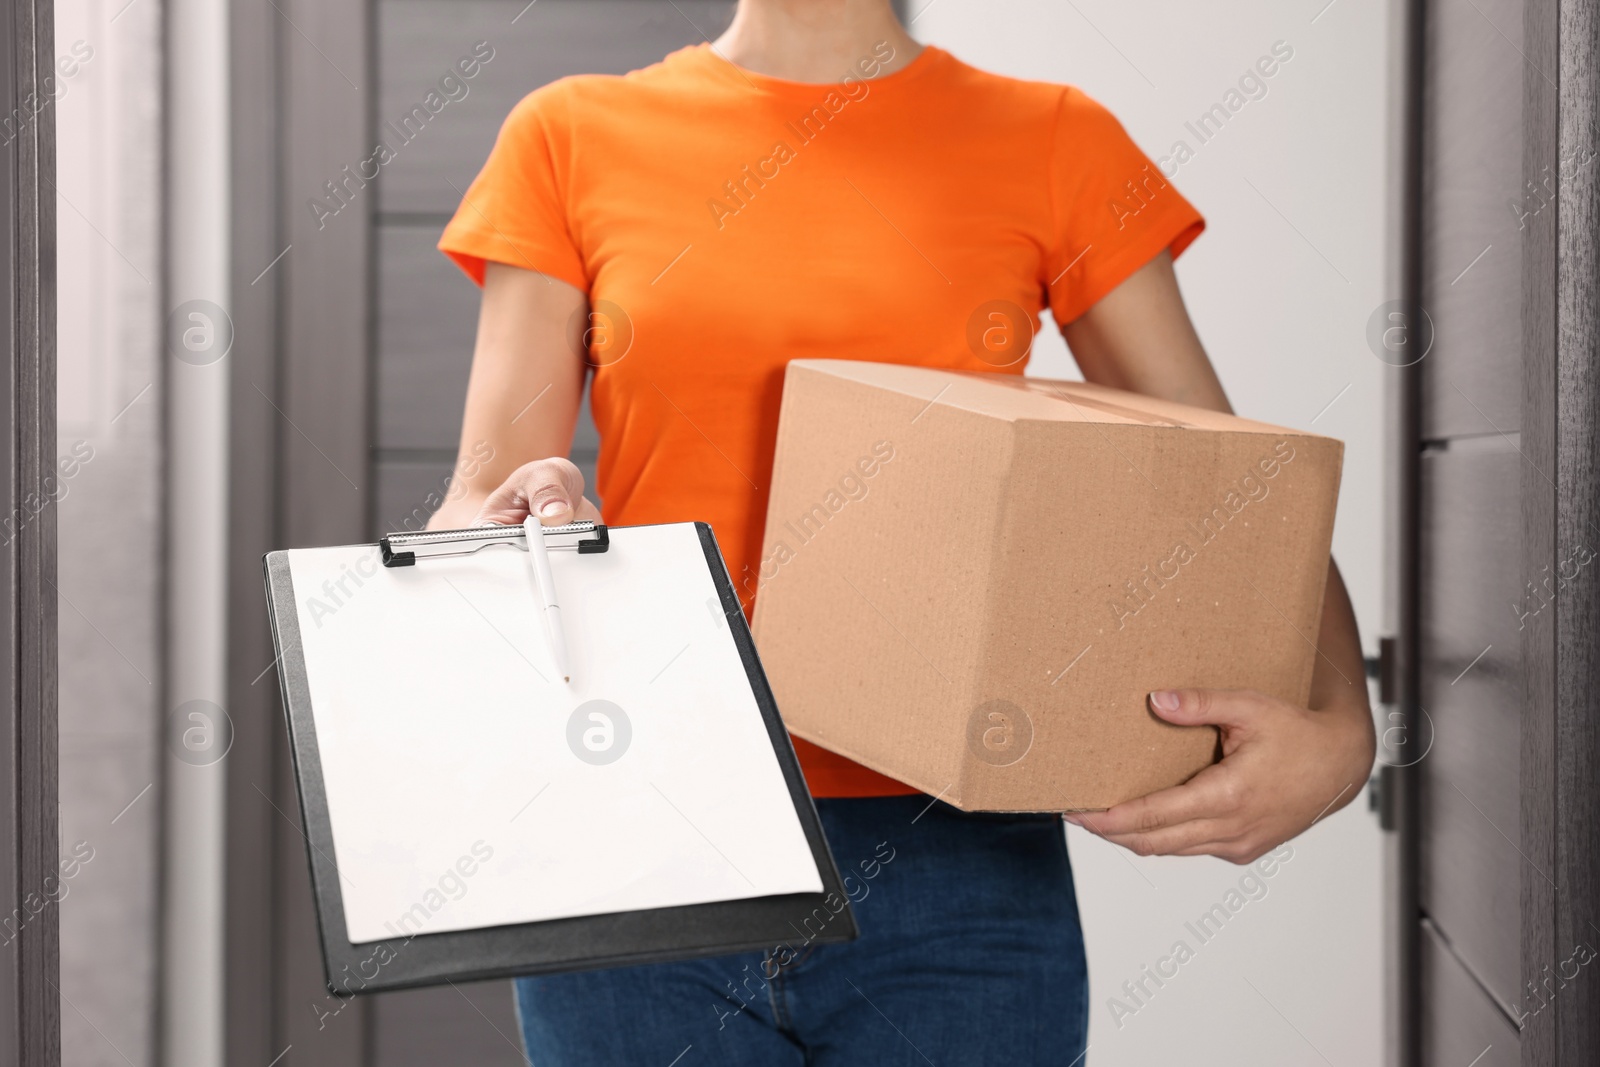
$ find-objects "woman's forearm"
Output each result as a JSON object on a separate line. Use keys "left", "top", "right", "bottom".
{"left": 426, "top": 262, "right": 591, "bottom": 530}
{"left": 1309, "top": 559, "right": 1374, "bottom": 722}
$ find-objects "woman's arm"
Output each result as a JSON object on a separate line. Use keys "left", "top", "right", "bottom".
{"left": 1060, "top": 252, "right": 1376, "bottom": 863}
{"left": 427, "top": 262, "right": 603, "bottom": 531}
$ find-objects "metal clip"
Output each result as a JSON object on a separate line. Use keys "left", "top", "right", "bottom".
{"left": 379, "top": 521, "right": 609, "bottom": 567}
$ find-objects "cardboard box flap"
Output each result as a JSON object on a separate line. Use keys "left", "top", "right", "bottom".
{"left": 995, "top": 377, "right": 1300, "bottom": 436}
{"left": 790, "top": 360, "right": 1306, "bottom": 437}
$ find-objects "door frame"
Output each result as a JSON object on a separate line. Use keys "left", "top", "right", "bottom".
{"left": 0, "top": 0, "right": 59, "bottom": 1064}
{"left": 1521, "top": 0, "right": 1600, "bottom": 1063}
{"left": 224, "top": 0, "right": 373, "bottom": 1062}
{"left": 1392, "top": 0, "right": 1600, "bottom": 1063}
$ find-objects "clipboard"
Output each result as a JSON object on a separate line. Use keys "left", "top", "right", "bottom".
{"left": 263, "top": 520, "right": 858, "bottom": 995}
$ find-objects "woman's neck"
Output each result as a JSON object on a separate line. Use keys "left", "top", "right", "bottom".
{"left": 711, "top": 0, "right": 921, "bottom": 83}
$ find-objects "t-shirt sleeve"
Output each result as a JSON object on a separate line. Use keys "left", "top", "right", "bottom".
{"left": 437, "top": 83, "right": 589, "bottom": 292}
{"left": 1045, "top": 87, "right": 1205, "bottom": 325}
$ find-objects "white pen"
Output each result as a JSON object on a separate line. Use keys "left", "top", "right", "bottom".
{"left": 523, "top": 514, "right": 571, "bottom": 683}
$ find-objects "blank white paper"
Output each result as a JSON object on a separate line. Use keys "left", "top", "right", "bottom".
{"left": 286, "top": 522, "right": 823, "bottom": 944}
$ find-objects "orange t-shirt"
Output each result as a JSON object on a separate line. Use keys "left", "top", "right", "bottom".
{"left": 439, "top": 42, "right": 1204, "bottom": 798}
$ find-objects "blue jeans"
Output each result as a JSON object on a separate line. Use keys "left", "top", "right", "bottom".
{"left": 515, "top": 795, "right": 1089, "bottom": 1065}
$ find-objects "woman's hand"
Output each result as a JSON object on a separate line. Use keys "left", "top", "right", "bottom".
{"left": 471, "top": 457, "right": 603, "bottom": 527}
{"left": 1066, "top": 686, "right": 1376, "bottom": 864}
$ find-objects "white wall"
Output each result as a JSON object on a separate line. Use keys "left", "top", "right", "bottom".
{"left": 56, "top": 1, "right": 166, "bottom": 1065}
{"left": 911, "top": 2, "right": 1389, "bottom": 1063}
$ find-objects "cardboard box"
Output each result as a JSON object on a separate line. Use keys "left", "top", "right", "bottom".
{"left": 750, "top": 360, "right": 1344, "bottom": 811}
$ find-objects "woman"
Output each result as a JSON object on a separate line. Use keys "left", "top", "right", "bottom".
{"left": 427, "top": 1, "right": 1376, "bottom": 1061}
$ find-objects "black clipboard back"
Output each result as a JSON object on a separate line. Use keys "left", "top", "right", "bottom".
{"left": 263, "top": 521, "right": 858, "bottom": 995}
